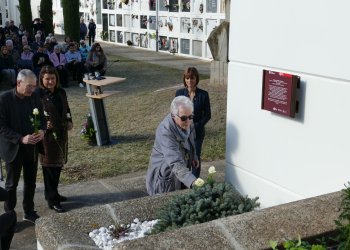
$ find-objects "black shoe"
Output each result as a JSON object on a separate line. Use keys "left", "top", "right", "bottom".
{"left": 23, "top": 211, "right": 40, "bottom": 224}
{"left": 58, "top": 194, "right": 68, "bottom": 202}
{"left": 49, "top": 204, "right": 65, "bottom": 213}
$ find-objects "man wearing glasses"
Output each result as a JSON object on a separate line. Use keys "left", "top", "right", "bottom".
{"left": 146, "top": 96, "right": 203, "bottom": 195}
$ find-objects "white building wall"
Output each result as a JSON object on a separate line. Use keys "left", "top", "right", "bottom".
{"left": 226, "top": 0, "right": 350, "bottom": 208}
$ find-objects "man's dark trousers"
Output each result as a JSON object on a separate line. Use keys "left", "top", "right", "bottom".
{"left": 4, "top": 144, "right": 38, "bottom": 214}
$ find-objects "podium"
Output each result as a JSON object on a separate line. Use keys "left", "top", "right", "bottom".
{"left": 85, "top": 76, "right": 126, "bottom": 146}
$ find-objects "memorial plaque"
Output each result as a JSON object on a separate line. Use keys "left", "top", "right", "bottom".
{"left": 261, "top": 70, "right": 299, "bottom": 118}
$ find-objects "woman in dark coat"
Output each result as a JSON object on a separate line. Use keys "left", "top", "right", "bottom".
{"left": 175, "top": 67, "right": 211, "bottom": 178}
{"left": 35, "top": 65, "right": 73, "bottom": 212}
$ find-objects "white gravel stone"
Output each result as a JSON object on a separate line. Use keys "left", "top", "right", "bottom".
{"left": 89, "top": 219, "right": 159, "bottom": 249}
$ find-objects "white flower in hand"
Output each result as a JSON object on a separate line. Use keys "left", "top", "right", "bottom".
{"left": 33, "top": 108, "right": 39, "bottom": 115}
{"left": 66, "top": 113, "right": 71, "bottom": 119}
{"left": 208, "top": 166, "right": 216, "bottom": 174}
{"left": 194, "top": 178, "right": 205, "bottom": 187}
{"left": 44, "top": 111, "right": 49, "bottom": 117}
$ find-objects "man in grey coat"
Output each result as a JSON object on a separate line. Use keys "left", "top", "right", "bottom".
{"left": 146, "top": 96, "right": 203, "bottom": 195}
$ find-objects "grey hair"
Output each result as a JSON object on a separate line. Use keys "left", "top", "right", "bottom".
{"left": 54, "top": 44, "right": 62, "bottom": 50}
{"left": 170, "top": 96, "right": 193, "bottom": 115}
{"left": 17, "top": 69, "right": 37, "bottom": 82}
{"left": 5, "top": 39, "right": 13, "bottom": 46}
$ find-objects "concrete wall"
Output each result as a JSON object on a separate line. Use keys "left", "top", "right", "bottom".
{"left": 226, "top": 0, "right": 350, "bottom": 207}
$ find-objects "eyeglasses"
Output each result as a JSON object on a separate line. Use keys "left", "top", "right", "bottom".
{"left": 176, "top": 114, "right": 194, "bottom": 121}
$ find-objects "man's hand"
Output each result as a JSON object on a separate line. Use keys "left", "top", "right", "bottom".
{"left": 32, "top": 130, "right": 45, "bottom": 143}
{"left": 21, "top": 134, "right": 38, "bottom": 144}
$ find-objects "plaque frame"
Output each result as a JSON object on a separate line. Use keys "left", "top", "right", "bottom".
{"left": 261, "top": 70, "right": 300, "bottom": 118}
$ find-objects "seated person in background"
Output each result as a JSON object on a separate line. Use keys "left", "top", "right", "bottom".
{"left": 5, "top": 39, "right": 20, "bottom": 64}
{"left": 48, "top": 37, "right": 58, "bottom": 53}
{"left": 0, "top": 187, "right": 17, "bottom": 250}
{"left": 65, "top": 42, "right": 85, "bottom": 87}
{"left": 17, "top": 44, "right": 34, "bottom": 70}
{"left": 79, "top": 40, "right": 91, "bottom": 63}
{"left": 61, "top": 36, "right": 72, "bottom": 53}
{"left": 31, "top": 33, "right": 43, "bottom": 52}
{"left": 19, "top": 39, "right": 30, "bottom": 55}
{"left": 20, "top": 35, "right": 29, "bottom": 50}
{"left": 32, "top": 43, "right": 52, "bottom": 77}
{"left": 50, "top": 45, "right": 69, "bottom": 88}
{"left": 0, "top": 46, "right": 17, "bottom": 86}
{"left": 85, "top": 43, "right": 107, "bottom": 77}
{"left": 23, "top": 30, "right": 32, "bottom": 44}
{"left": 146, "top": 96, "right": 203, "bottom": 195}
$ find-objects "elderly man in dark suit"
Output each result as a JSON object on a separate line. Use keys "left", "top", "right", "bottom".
{"left": 0, "top": 69, "right": 45, "bottom": 224}
{"left": 0, "top": 187, "right": 16, "bottom": 250}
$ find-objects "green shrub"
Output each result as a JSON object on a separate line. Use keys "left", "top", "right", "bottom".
{"left": 334, "top": 182, "right": 350, "bottom": 250}
{"left": 150, "top": 181, "right": 259, "bottom": 234}
{"left": 269, "top": 236, "right": 327, "bottom": 250}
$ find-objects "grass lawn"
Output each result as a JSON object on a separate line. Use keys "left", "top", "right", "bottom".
{"left": 0, "top": 55, "right": 227, "bottom": 183}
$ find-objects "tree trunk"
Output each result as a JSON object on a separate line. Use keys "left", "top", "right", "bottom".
{"left": 61, "top": 0, "right": 80, "bottom": 42}
{"left": 18, "top": 0, "right": 33, "bottom": 36}
{"left": 40, "top": 0, "right": 54, "bottom": 35}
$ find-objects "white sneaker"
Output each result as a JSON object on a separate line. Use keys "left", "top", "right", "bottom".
{"left": 79, "top": 83, "right": 85, "bottom": 88}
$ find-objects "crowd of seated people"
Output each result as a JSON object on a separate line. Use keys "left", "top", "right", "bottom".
{"left": 0, "top": 19, "right": 108, "bottom": 88}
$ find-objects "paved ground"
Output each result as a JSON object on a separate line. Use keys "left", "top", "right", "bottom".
{"left": 0, "top": 40, "right": 218, "bottom": 250}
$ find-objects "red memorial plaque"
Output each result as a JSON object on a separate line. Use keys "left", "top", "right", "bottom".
{"left": 262, "top": 70, "right": 299, "bottom": 118}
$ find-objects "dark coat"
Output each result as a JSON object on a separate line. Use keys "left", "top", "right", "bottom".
{"left": 36, "top": 88, "right": 72, "bottom": 167}
{"left": 0, "top": 89, "right": 45, "bottom": 162}
{"left": 175, "top": 87, "right": 211, "bottom": 139}
{"left": 0, "top": 54, "right": 15, "bottom": 70}
{"left": 88, "top": 22, "right": 96, "bottom": 35}
{"left": 32, "top": 52, "right": 52, "bottom": 70}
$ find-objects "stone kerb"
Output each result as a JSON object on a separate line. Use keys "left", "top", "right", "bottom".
{"left": 35, "top": 191, "right": 181, "bottom": 250}
{"left": 36, "top": 188, "right": 341, "bottom": 250}
{"left": 114, "top": 191, "right": 341, "bottom": 249}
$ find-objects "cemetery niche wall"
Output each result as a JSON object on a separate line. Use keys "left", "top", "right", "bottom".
{"left": 100, "top": 0, "right": 225, "bottom": 58}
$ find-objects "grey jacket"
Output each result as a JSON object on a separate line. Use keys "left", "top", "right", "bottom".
{"left": 146, "top": 114, "right": 197, "bottom": 195}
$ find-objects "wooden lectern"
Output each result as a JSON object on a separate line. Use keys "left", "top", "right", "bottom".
{"left": 85, "top": 76, "right": 126, "bottom": 146}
